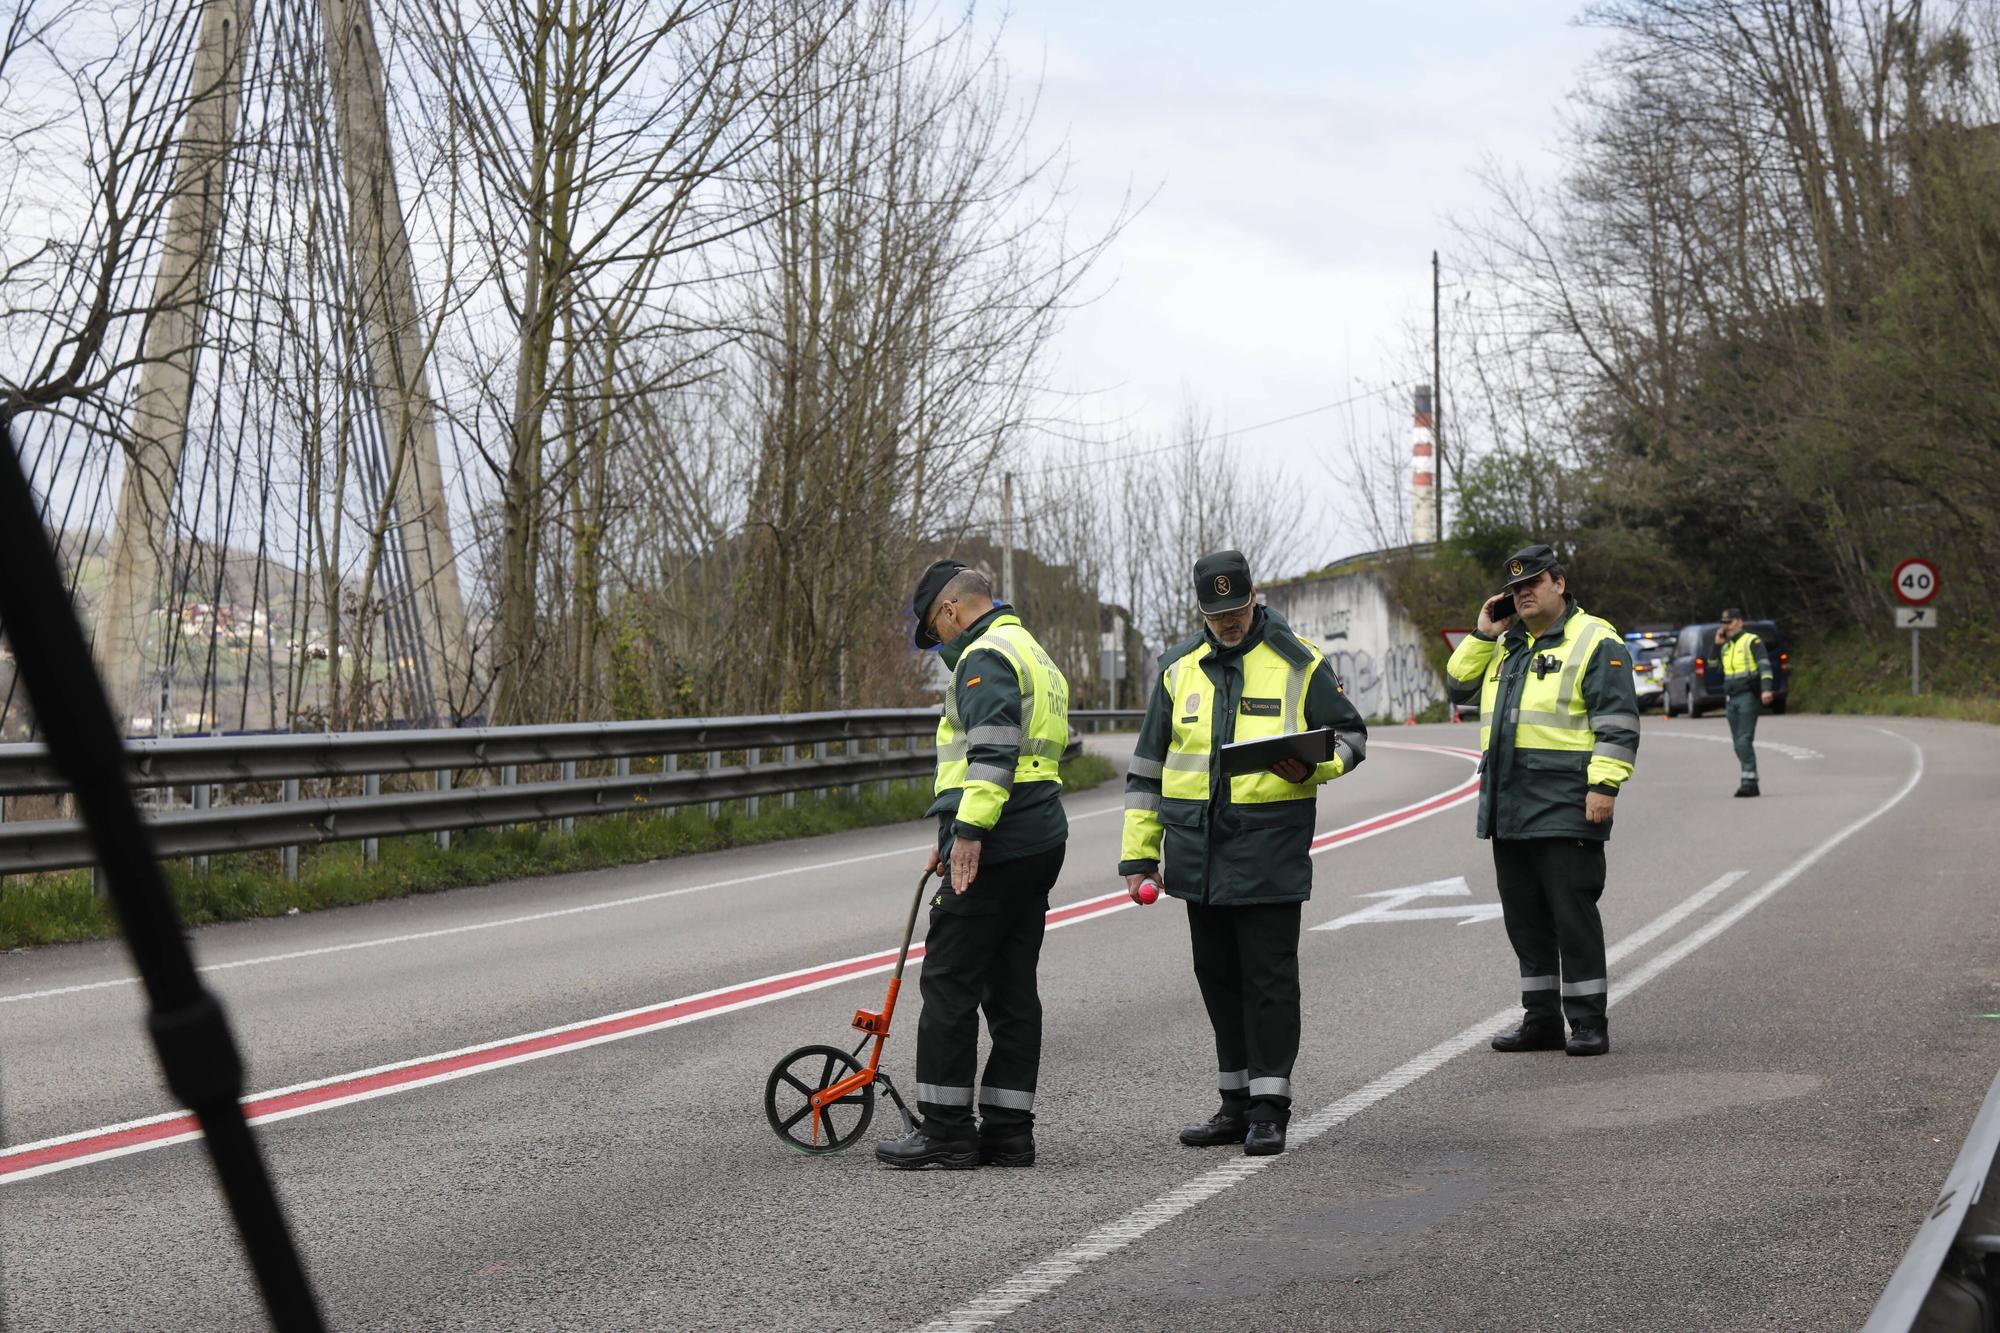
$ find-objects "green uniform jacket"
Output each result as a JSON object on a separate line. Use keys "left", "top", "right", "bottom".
{"left": 925, "top": 606, "right": 1067, "bottom": 864}
{"left": 1117, "top": 607, "right": 1368, "bottom": 906}
{"left": 1444, "top": 598, "right": 1640, "bottom": 842}
{"left": 1722, "top": 630, "right": 1775, "bottom": 696}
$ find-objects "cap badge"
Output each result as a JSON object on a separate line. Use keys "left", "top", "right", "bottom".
{"left": 1214, "top": 575, "right": 1231, "bottom": 597}
{"left": 1509, "top": 559, "right": 1525, "bottom": 577}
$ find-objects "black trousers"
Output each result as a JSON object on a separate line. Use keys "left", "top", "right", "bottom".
{"left": 913, "top": 843, "right": 1064, "bottom": 1139}
{"left": 1187, "top": 900, "right": 1302, "bottom": 1125}
{"left": 1492, "top": 837, "right": 1608, "bottom": 1030}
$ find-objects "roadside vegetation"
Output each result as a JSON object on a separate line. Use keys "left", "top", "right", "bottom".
{"left": 0, "top": 754, "right": 1118, "bottom": 951}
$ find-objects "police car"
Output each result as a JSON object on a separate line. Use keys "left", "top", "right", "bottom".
{"left": 1624, "top": 627, "right": 1675, "bottom": 711}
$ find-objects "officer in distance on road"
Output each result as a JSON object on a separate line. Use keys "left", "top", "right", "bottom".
{"left": 1444, "top": 544, "right": 1640, "bottom": 1058}
{"left": 875, "top": 560, "right": 1072, "bottom": 1171}
{"left": 1715, "top": 608, "right": 1777, "bottom": 798}
{"left": 1119, "top": 549, "right": 1370, "bottom": 1157}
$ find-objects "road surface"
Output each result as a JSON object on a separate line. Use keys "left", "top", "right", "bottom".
{"left": 3, "top": 714, "right": 1996, "bottom": 1331}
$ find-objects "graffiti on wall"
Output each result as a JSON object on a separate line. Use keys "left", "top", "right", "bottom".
{"left": 1325, "top": 643, "right": 1439, "bottom": 722}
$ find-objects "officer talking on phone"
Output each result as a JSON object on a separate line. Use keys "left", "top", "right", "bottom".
{"left": 1443, "top": 544, "right": 1639, "bottom": 1056}
{"left": 1119, "top": 550, "right": 1368, "bottom": 1155}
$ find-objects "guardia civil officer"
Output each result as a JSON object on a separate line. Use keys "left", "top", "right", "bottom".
{"left": 1443, "top": 545, "right": 1639, "bottom": 1057}
{"left": 1120, "top": 550, "right": 1369, "bottom": 1156}
{"left": 877, "top": 561, "right": 1071, "bottom": 1171}
{"left": 1715, "top": 609, "right": 1775, "bottom": 798}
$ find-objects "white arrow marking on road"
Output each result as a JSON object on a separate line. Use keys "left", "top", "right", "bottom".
{"left": 1309, "top": 876, "right": 1503, "bottom": 932}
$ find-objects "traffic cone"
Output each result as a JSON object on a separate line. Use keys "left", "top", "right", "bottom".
{"left": 1405, "top": 713, "right": 1417, "bottom": 726}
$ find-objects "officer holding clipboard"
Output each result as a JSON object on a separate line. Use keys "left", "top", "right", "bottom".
{"left": 1119, "top": 550, "right": 1369, "bottom": 1155}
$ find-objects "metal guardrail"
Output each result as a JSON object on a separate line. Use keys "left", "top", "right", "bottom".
{"left": 1863, "top": 1066, "right": 2000, "bottom": 1332}
{"left": 0, "top": 708, "right": 1103, "bottom": 878}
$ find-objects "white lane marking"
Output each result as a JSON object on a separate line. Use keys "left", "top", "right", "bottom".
{"left": 910, "top": 731, "right": 1924, "bottom": 1332}
{"left": 1649, "top": 730, "right": 1821, "bottom": 760}
{"left": 0, "top": 797, "right": 1126, "bottom": 1006}
{"left": 0, "top": 741, "right": 1465, "bottom": 1006}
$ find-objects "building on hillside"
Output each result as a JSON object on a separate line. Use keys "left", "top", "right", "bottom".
{"left": 1260, "top": 563, "right": 1444, "bottom": 722}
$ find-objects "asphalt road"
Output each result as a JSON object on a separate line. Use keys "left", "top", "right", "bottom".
{"left": 2, "top": 713, "right": 1996, "bottom": 1331}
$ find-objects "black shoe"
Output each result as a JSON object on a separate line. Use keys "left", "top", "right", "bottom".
{"left": 978, "top": 1131, "right": 1035, "bottom": 1168}
{"left": 1244, "top": 1121, "right": 1286, "bottom": 1156}
{"left": 1491, "top": 1023, "right": 1567, "bottom": 1052}
{"left": 1734, "top": 782, "right": 1760, "bottom": 798}
{"left": 875, "top": 1129, "right": 977, "bottom": 1170}
{"left": 1178, "top": 1113, "right": 1248, "bottom": 1148}
{"left": 1566, "top": 1027, "right": 1610, "bottom": 1057}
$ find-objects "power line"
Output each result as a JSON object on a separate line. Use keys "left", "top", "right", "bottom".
{"left": 1027, "top": 382, "right": 1410, "bottom": 477}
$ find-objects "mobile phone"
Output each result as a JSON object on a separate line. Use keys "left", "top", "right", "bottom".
{"left": 1489, "top": 592, "right": 1516, "bottom": 621}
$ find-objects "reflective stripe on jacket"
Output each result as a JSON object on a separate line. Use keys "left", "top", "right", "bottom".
{"left": 1443, "top": 598, "right": 1640, "bottom": 841}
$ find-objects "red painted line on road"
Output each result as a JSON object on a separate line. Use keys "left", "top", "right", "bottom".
{"left": 3, "top": 745, "right": 1481, "bottom": 1185}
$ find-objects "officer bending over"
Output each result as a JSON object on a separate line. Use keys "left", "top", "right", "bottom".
{"left": 877, "top": 561, "right": 1071, "bottom": 1171}
{"left": 1444, "top": 545, "right": 1639, "bottom": 1057}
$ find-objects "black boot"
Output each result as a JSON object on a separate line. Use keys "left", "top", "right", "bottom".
{"left": 1491, "top": 1020, "right": 1567, "bottom": 1052}
{"left": 1566, "top": 1026, "right": 1610, "bottom": 1057}
{"left": 1178, "top": 1111, "right": 1248, "bottom": 1147}
{"left": 1734, "top": 781, "right": 1760, "bottom": 798}
{"left": 875, "top": 1127, "right": 977, "bottom": 1170}
{"left": 1243, "top": 1121, "right": 1286, "bottom": 1156}
{"left": 978, "top": 1129, "right": 1035, "bottom": 1168}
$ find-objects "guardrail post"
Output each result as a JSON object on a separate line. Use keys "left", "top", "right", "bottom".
{"left": 707, "top": 750, "right": 720, "bottom": 820}
{"left": 783, "top": 744, "right": 796, "bottom": 809}
{"left": 746, "top": 746, "right": 761, "bottom": 818}
{"left": 362, "top": 773, "right": 379, "bottom": 866}
{"left": 615, "top": 756, "right": 630, "bottom": 823}
{"left": 193, "top": 782, "right": 211, "bottom": 875}
{"left": 282, "top": 777, "right": 300, "bottom": 882}
{"left": 813, "top": 740, "right": 828, "bottom": 801}
{"left": 560, "top": 760, "right": 577, "bottom": 835}
{"left": 880, "top": 736, "right": 893, "bottom": 797}
{"left": 436, "top": 769, "right": 452, "bottom": 851}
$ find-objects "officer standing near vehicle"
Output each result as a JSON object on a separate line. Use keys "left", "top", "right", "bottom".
{"left": 877, "top": 561, "right": 1070, "bottom": 1171}
{"left": 1120, "top": 550, "right": 1369, "bottom": 1156}
{"left": 1444, "top": 544, "right": 1638, "bottom": 1057}
{"left": 1715, "top": 609, "right": 1775, "bottom": 798}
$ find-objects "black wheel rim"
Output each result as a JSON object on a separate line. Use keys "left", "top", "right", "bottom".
{"left": 765, "top": 1044, "right": 875, "bottom": 1154}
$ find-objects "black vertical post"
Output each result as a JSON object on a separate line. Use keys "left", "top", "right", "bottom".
{"left": 0, "top": 420, "right": 324, "bottom": 1329}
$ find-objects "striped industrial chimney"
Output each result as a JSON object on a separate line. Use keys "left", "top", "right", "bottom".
{"left": 1411, "top": 384, "right": 1437, "bottom": 544}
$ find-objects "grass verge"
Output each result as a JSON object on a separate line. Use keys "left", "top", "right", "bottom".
{"left": 1788, "top": 625, "right": 2000, "bottom": 725}
{"left": 0, "top": 752, "right": 1120, "bottom": 952}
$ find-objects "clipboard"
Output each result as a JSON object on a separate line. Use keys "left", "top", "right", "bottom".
{"left": 1217, "top": 727, "right": 1335, "bottom": 776}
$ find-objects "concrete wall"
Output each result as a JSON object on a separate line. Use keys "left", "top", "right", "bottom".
{"left": 1261, "top": 569, "right": 1443, "bottom": 722}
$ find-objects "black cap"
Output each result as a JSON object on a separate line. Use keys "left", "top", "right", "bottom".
{"left": 911, "top": 559, "right": 968, "bottom": 648}
{"left": 1499, "top": 543, "right": 1559, "bottom": 590}
{"left": 1720, "top": 607, "right": 1744, "bottom": 622}
{"left": 1193, "top": 550, "right": 1254, "bottom": 614}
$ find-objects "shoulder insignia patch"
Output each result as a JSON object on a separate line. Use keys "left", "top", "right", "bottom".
{"left": 1608, "top": 658, "right": 1623, "bottom": 667}
{"left": 965, "top": 675, "right": 982, "bottom": 687}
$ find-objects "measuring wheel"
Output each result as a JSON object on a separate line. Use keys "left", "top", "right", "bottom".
{"left": 765, "top": 1044, "right": 876, "bottom": 1154}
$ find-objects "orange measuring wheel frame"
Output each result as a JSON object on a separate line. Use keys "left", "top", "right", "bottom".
{"left": 764, "top": 868, "right": 932, "bottom": 1154}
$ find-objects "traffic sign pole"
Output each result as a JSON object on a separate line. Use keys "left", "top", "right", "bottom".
{"left": 1913, "top": 628, "right": 1920, "bottom": 697}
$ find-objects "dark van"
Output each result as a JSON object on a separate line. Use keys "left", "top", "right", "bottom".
{"left": 1663, "top": 620, "right": 1790, "bottom": 717}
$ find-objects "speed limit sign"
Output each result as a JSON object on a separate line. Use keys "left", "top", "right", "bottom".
{"left": 1893, "top": 558, "right": 1940, "bottom": 606}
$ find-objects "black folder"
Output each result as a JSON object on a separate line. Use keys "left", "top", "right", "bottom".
{"left": 1217, "top": 727, "right": 1336, "bottom": 776}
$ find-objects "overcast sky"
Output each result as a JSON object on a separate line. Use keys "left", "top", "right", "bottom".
{"left": 995, "top": 1, "right": 1609, "bottom": 573}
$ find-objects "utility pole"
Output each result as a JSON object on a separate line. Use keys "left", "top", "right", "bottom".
{"left": 1432, "top": 250, "right": 1444, "bottom": 542}
{"left": 1001, "top": 471, "right": 1015, "bottom": 604}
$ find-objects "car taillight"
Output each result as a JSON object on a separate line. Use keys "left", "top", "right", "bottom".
{"left": 1695, "top": 659, "right": 1704, "bottom": 674}
{"left": 1780, "top": 652, "right": 1789, "bottom": 666}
